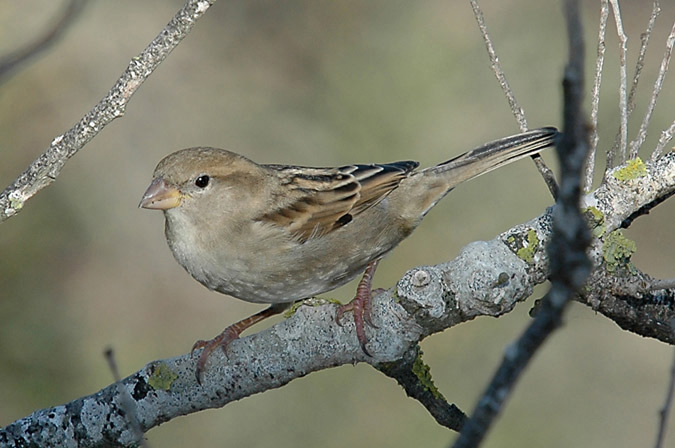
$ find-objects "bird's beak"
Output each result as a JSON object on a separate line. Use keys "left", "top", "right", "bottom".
{"left": 139, "top": 178, "right": 182, "bottom": 210}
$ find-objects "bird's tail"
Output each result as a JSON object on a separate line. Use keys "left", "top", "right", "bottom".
{"left": 426, "top": 126, "right": 558, "bottom": 188}
{"left": 395, "top": 127, "right": 558, "bottom": 222}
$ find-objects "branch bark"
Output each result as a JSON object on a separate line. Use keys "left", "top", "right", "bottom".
{"left": 2, "top": 149, "right": 674, "bottom": 446}
{"left": 2, "top": 1, "right": 674, "bottom": 446}
{"left": 0, "top": 0, "right": 216, "bottom": 223}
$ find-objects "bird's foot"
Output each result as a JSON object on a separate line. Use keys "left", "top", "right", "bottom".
{"left": 191, "top": 326, "right": 239, "bottom": 384}
{"left": 191, "top": 303, "right": 288, "bottom": 384}
{"left": 336, "top": 259, "right": 381, "bottom": 356}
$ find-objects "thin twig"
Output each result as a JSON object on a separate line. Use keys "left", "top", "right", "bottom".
{"left": 608, "top": 0, "right": 629, "bottom": 167}
{"left": 607, "top": 1, "right": 660, "bottom": 171}
{"left": 0, "top": 0, "right": 217, "bottom": 223}
{"left": 470, "top": 0, "right": 527, "bottom": 130}
{"left": 587, "top": 0, "right": 609, "bottom": 192}
{"left": 104, "top": 347, "right": 122, "bottom": 382}
{"left": 104, "top": 348, "right": 147, "bottom": 447}
{"left": 584, "top": 0, "right": 609, "bottom": 193}
{"left": 0, "top": 0, "right": 87, "bottom": 83}
{"left": 649, "top": 22, "right": 675, "bottom": 160}
{"left": 469, "top": 0, "right": 558, "bottom": 199}
{"left": 630, "top": 20, "right": 675, "bottom": 159}
{"left": 453, "top": 1, "right": 591, "bottom": 446}
{"left": 627, "top": 1, "right": 660, "bottom": 119}
{"left": 654, "top": 120, "right": 675, "bottom": 159}
{"left": 655, "top": 326, "right": 675, "bottom": 448}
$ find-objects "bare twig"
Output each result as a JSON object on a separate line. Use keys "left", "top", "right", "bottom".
{"left": 654, "top": 120, "right": 675, "bottom": 159}
{"left": 469, "top": 0, "right": 558, "bottom": 199}
{"left": 104, "top": 348, "right": 147, "bottom": 447}
{"left": 587, "top": 0, "right": 609, "bottom": 192}
{"left": 531, "top": 154, "right": 559, "bottom": 199}
{"left": 470, "top": 0, "right": 526, "bottom": 130}
{"left": 607, "top": 1, "right": 660, "bottom": 171}
{"left": 580, "top": 261, "right": 675, "bottom": 344}
{"left": 104, "top": 347, "right": 122, "bottom": 382}
{"left": 649, "top": 23, "right": 675, "bottom": 160}
{"left": 608, "top": 0, "right": 629, "bottom": 167}
{"left": 453, "top": 1, "right": 591, "bottom": 446}
{"left": 629, "top": 20, "right": 675, "bottom": 159}
{"left": 626, "top": 1, "right": 660, "bottom": 121}
{"left": 655, "top": 336, "right": 675, "bottom": 447}
{"left": 0, "top": 0, "right": 87, "bottom": 83}
{"left": 0, "top": 0, "right": 217, "bottom": 223}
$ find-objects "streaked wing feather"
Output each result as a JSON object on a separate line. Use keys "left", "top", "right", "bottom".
{"left": 350, "top": 162, "right": 418, "bottom": 215}
{"left": 261, "top": 161, "right": 418, "bottom": 242}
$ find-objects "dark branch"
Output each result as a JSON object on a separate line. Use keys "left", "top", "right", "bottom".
{"left": 377, "top": 345, "right": 467, "bottom": 432}
{"left": 453, "top": 1, "right": 591, "bottom": 446}
{"left": 620, "top": 188, "right": 675, "bottom": 228}
{"left": 580, "top": 267, "right": 675, "bottom": 343}
{"left": 656, "top": 337, "right": 675, "bottom": 448}
{"left": 0, "top": 0, "right": 87, "bottom": 83}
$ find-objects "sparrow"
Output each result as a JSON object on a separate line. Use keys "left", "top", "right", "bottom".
{"left": 140, "top": 127, "right": 557, "bottom": 381}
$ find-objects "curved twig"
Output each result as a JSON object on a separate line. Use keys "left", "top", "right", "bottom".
{"left": 0, "top": 0, "right": 217, "bottom": 223}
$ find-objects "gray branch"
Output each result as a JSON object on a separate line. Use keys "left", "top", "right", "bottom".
{"left": 2, "top": 0, "right": 674, "bottom": 446}
{"left": 0, "top": 0, "right": 217, "bottom": 223}
{"left": 2, "top": 150, "right": 674, "bottom": 447}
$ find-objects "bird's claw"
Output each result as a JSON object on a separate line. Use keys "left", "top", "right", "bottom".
{"left": 335, "top": 260, "right": 381, "bottom": 356}
{"left": 191, "top": 327, "right": 239, "bottom": 384}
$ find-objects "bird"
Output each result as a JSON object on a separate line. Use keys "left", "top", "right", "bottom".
{"left": 140, "top": 127, "right": 557, "bottom": 381}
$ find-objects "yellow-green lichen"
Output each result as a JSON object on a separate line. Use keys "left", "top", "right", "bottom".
{"left": 283, "top": 297, "right": 343, "bottom": 318}
{"left": 8, "top": 191, "right": 24, "bottom": 211}
{"left": 148, "top": 362, "right": 178, "bottom": 390}
{"left": 612, "top": 157, "right": 647, "bottom": 181}
{"left": 602, "top": 230, "right": 637, "bottom": 272}
{"left": 412, "top": 350, "right": 443, "bottom": 400}
{"left": 583, "top": 206, "right": 606, "bottom": 238}
{"left": 515, "top": 229, "right": 539, "bottom": 264}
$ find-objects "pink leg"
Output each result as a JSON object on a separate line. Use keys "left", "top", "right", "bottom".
{"left": 336, "top": 259, "right": 380, "bottom": 355}
{"left": 192, "top": 303, "right": 287, "bottom": 383}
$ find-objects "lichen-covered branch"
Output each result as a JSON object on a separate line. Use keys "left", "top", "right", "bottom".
{"left": 0, "top": 0, "right": 216, "bottom": 223}
{"left": 2, "top": 148, "right": 673, "bottom": 447}
{"left": 0, "top": 238, "right": 533, "bottom": 448}
{"left": 1, "top": 0, "right": 674, "bottom": 446}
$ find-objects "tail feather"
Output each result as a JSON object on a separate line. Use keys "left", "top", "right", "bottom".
{"left": 425, "top": 126, "right": 558, "bottom": 189}
{"left": 394, "top": 127, "right": 558, "bottom": 222}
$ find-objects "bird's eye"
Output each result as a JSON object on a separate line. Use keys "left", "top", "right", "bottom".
{"left": 195, "top": 175, "right": 210, "bottom": 188}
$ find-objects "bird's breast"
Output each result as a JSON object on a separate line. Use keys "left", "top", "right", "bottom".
{"left": 163, "top": 203, "right": 414, "bottom": 305}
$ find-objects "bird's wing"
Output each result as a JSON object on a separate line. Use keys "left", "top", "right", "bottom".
{"left": 260, "top": 161, "right": 419, "bottom": 242}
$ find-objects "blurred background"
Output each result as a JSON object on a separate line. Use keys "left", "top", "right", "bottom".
{"left": 1, "top": 1, "right": 674, "bottom": 446}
